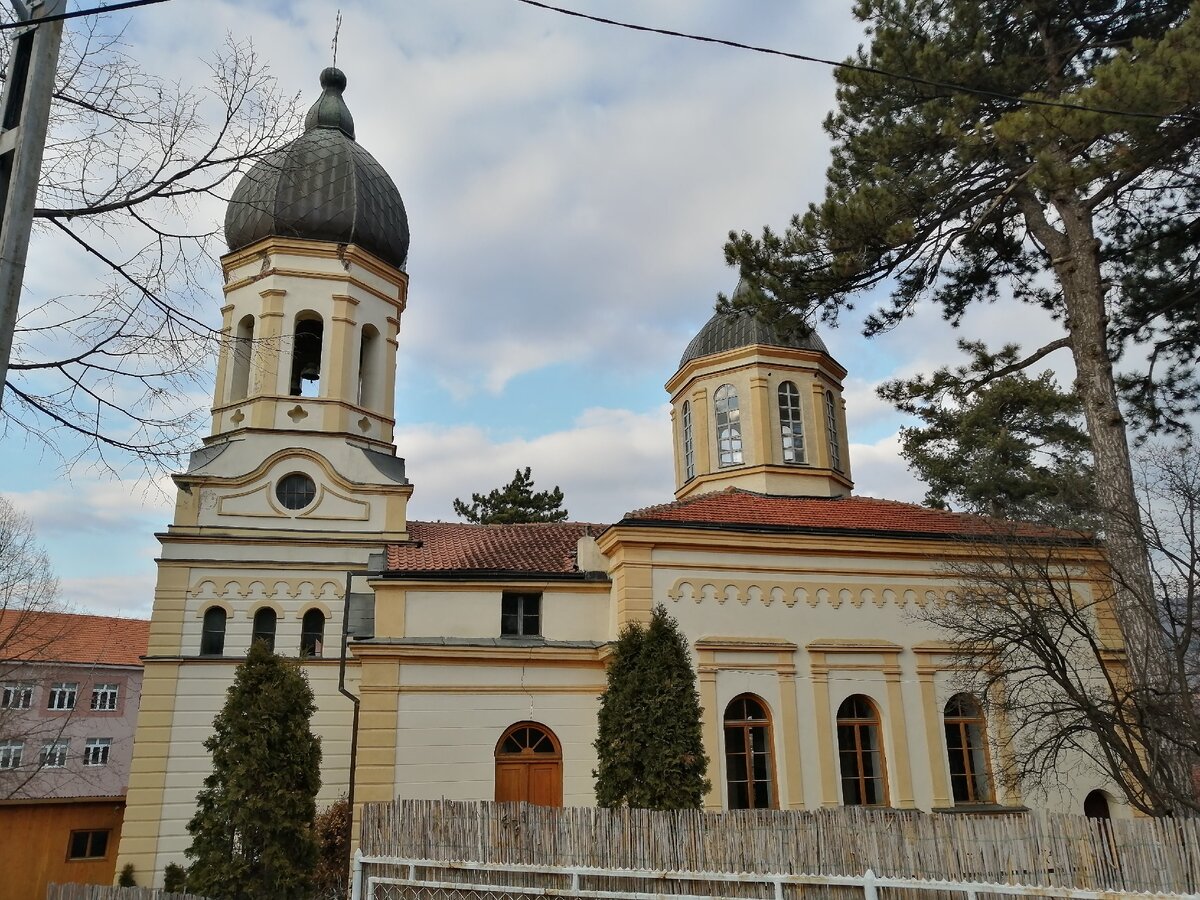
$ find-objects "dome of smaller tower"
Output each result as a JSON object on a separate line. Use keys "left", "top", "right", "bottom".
{"left": 679, "top": 282, "right": 827, "bottom": 368}
{"left": 224, "top": 67, "right": 410, "bottom": 270}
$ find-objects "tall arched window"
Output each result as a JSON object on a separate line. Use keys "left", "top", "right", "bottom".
{"left": 289, "top": 312, "right": 324, "bottom": 397}
{"left": 230, "top": 314, "right": 255, "bottom": 402}
{"left": 825, "top": 390, "right": 841, "bottom": 470}
{"left": 300, "top": 609, "right": 326, "bottom": 658}
{"left": 358, "top": 324, "right": 380, "bottom": 410}
{"left": 778, "top": 381, "right": 805, "bottom": 463}
{"left": 495, "top": 722, "right": 563, "bottom": 807}
{"left": 681, "top": 400, "right": 695, "bottom": 481}
{"left": 714, "top": 384, "right": 743, "bottom": 467}
{"left": 252, "top": 608, "right": 277, "bottom": 653}
{"left": 944, "top": 694, "right": 994, "bottom": 804}
{"left": 724, "top": 695, "right": 776, "bottom": 809}
{"left": 200, "top": 607, "right": 227, "bottom": 656}
{"left": 837, "top": 695, "right": 888, "bottom": 806}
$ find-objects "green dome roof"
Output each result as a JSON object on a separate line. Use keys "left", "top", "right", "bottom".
{"left": 679, "top": 283, "right": 827, "bottom": 368}
{"left": 224, "top": 68, "right": 409, "bottom": 269}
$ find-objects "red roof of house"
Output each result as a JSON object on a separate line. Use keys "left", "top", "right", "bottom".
{"left": 622, "top": 488, "right": 1067, "bottom": 539}
{"left": 384, "top": 520, "right": 606, "bottom": 575}
{"left": 0, "top": 610, "right": 150, "bottom": 667}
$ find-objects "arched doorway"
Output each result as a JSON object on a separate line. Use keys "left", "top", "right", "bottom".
{"left": 495, "top": 722, "right": 562, "bottom": 806}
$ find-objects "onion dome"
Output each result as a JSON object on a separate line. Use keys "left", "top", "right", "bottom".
{"left": 679, "top": 281, "right": 827, "bottom": 368}
{"left": 224, "top": 67, "right": 410, "bottom": 270}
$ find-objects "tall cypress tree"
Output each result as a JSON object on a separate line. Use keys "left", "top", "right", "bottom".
{"left": 185, "top": 641, "right": 322, "bottom": 900}
{"left": 594, "top": 605, "right": 710, "bottom": 809}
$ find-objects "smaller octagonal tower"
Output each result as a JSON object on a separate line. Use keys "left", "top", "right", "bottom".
{"left": 667, "top": 283, "right": 853, "bottom": 499}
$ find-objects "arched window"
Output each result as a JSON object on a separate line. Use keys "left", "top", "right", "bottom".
{"left": 230, "top": 314, "right": 255, "bottom": 402}
{"left": 495, "top": 722, "right": 562, "bottom": 807}
{"left": 944, "top": 694, "right": 993, "bottom": 804}
{"left": 778, "top": 381, "right": 805, "bottom": 463}
{"left": 681, "top": 400, "right": 695, "bottom": 481}
{"left": 289, "top": 312, "right": 324, "bottom": 397}
{"left": 252, "top": 608, "right": 277, "bottom": 653}
{"left": 837, "top": 695, "right": 888, "bottom": 806}
{"left": 724, "top": 694, "right": 776, "bottom": 809}
{"left": 358, "top": 324, "right": 381, "bottom": 410}
{"left": 1084, "top": 789, "right": 1112, "bottom": 819}
{"left": 714, "top": 384, "right": 743, "bottom": 467}
{"left": 300, "top": 609, "right": 325, "bottom": 658}
{"left": 825, "top": 390, "right": 841, "bottom": 470}
{"left": 200, "top": 607, "right": 227, "bottom": 656}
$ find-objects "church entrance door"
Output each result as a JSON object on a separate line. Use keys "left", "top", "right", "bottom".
{"left": 495, "top": 722, "right": 562, "bottom": 806}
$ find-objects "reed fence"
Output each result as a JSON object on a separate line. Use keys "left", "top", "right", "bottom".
{"left": 359, "top": 799, "right": 1200, "bottom": 895}
{"left": 45, "top": 887, "right": 202, "bottom": 900}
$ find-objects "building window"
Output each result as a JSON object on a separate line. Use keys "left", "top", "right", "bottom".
{"left": 47, "top": 682, "right": 77, "bottom": 711}
{"left": 778, "top": 381, "right": 806, "bottom": 463}
{"left": 501, "top": 593, "right": 541, "bottom": 637}
{"left": 68, "top": 829, "right": 110, "bottom": 860}
{"left": 0, "top": 741, "right": 23, "bottom": 769}
{"left": 40, "top": 740, "right": 68, "bottom": 768}
{"left": 837, "top": 695, "right": 888, "bottom": 806}
{"left": 252, "top": 608, "right": 277, "bottom": 652}
{"left": 276, "top": 472, "right": 316, "bottom": 510}
{"left": 825, "top": 390, "right": 841, "bottom": 471}
{"left": 83, "top": 738, "right": 112, "bottom": 767}
{"left": 724, "top": 694, "right": 776, "bottom": 809}
{"left": 200, "top": 607, "right": 227, "bottom": 656}
{"left": 300, "top": 609, "right": 326, "bottom": 658}
{"left": 944, "top": 694, "right": 994, "bottom": 804}
{"left": 714, "top": 384, "right": 743, "bottom": 467}
{"left": 91, "top": 683, "right": 119, "bottom": 711}
{"left": 1, "top": 682, "right": 32, "bottom": 709}
{"left": 681, "top": 400, "right": 695, "bottom": 481}
{"left": 230, "top": 313, "right": 255, "bottom": 402}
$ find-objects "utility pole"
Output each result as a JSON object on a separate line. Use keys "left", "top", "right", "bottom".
{"left": 0, "top": 0, "right": 66, "bottom": 408}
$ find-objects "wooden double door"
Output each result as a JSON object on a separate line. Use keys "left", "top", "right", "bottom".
{"left": 495, "top": 722, "right": 562, "bottom": 807}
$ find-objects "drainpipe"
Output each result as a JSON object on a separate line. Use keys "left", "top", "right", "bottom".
{"left": 338, "top": 569, "right": 361, "bottom": 815}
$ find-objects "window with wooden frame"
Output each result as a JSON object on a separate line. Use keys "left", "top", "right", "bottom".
{"left": 252, "top": 607, "right": 277, "bottom": 652}
{"left": 714, "top": 384, "right": 743, "bottom": 467}
{"left": 836, "top": 694, "right": 888, "bottom": 806}
{"left": 825, "top": 390, "right": 842, "bottom": 470}
{"left": 724, "top": 694, "right": 776, "bottom": 809}
{"left": 495, "top": 722, "right": 563, "bottom": 806}
{"left": 200, "top": 606, "right": 227, "bottom": 656}
{"left": 300, "top": 609, "right": 326, "bottom": 658}
{"left": 944, "top": 694, "right": 994, "bottom": 804}
{"left": 501, "top": 593, "right": 541, "bottom": 637}
{"left": 778, "top": 381, "right": 806, "bottom": 464}
{"left": 68, "top": 829, "right": 110, "bottom": 860}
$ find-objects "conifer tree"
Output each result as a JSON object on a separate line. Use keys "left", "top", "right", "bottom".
{"left": 185, "top": 641, "right": 322, "bottom": 900}
{"left": 594, "top": 605, "right": 709, "bottom": 809}
{"left": 453, "top": 467, "right": 568, "bottom": 524}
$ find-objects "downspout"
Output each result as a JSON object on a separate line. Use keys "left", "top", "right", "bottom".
{"left": 338, "top": 569, "right": 361, "bottom": 815}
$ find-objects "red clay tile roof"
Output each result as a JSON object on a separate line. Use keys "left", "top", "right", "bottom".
{"left": 0, "top": 611, "right": 149, "bottom": 667}
{"left": 385, "top": 520, "right": 608, "bottom": 575}
{"left": 622, "top": 488, "right": 1069, "bottom": 540}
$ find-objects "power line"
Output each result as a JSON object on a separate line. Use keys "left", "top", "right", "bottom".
{"left": 1, "top": 0, "right": 173, "bottom": 30}
{"left": 514, "top": 0, "right": 1197, "bottom": 125}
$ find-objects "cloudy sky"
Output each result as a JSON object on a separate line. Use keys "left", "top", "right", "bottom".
{"left": 0, "top": 0, "right": 1070, "bottom": 618}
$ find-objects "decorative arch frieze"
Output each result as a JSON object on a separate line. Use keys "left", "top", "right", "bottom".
{"left": 667, "top": 576, "right": 949, "bottom": 610}
{"left": 189, "top": 577, "right": 343, "bottom": 606}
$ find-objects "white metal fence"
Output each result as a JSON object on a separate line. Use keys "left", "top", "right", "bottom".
{"left": 350, "top": 855, "right": 1200, "bottom": 900}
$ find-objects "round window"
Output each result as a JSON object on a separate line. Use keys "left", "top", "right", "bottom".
{"left": 276, "top": 473, "right": 316, "bottom": 510}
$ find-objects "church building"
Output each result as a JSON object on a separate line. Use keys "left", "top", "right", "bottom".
{"left": 115, "top": 68, "right": 1129, "bottom": 887}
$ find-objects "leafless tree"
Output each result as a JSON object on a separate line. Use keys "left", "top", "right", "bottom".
{"left": 918, "top": 443, "right": 1200, "bottom": 815}
{"left": 0, "top": 13, "right": 299, "bottom": 475}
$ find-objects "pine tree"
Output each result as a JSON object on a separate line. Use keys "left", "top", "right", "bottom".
{"left": 594, "top": 605, "right": 710, "bottom": 809}
{"left": 185, "top": 641, "right": 322, "bottom": 900}
{"left": 453, "top": 467, "right": 568, "bottom": 524}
